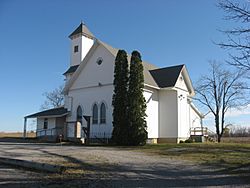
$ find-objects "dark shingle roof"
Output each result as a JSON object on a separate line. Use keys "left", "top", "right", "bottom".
{"left": 63, "top": 65, "right": 79, "bottom": 75}
{"left": 69, "top": 22, "right": 94, "bottom": 39}
{"left": 149, "top": 65, "right": 184, "bottom": 88}
{"left": 25, "top": 107, "right": 68, "bottom": 118}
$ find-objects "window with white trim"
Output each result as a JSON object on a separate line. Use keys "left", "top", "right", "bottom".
{"left": 96, "top": 57, "right": 103, "bottom": 65}
{"left": 74, "top": 45, "right": 79, "bottom": 53}
{"left": 44, "top": 118, "right": 48, "bottom": 129}
{"left": 92, "top": 104, "right": 98, "bottom": 124}
{"left": 100, "top": 103, "right": 106, "bottom": 124}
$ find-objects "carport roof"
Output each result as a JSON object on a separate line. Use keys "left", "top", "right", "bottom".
{"left": 25, "top": 107, "right": 68, "bottom": 118}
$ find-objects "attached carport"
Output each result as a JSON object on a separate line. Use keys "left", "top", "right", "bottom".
{"left": 23, "top": 107, "right": 68, "bottom": 140}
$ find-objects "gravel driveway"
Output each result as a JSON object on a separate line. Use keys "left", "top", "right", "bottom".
{"left": 0, "top": 164, "right": 45, "bottom": 188}
{"left": 0, "top": 142, "right": 249, "bottom": 187}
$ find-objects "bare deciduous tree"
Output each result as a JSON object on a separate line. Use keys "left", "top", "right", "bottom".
{"left": 229, "top": 125, "right": 250, "bottom": 137}
{"left": 217, "top": 0, "right": 250, "bottom": 71}
{"left": 195, "top": 62, "right": 248, "bottom": 142}
{"left": 40, "top": 85, "right": 64, "bottom": 110}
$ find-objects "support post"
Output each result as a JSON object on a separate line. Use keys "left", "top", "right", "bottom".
{"left": 83, "top": 116, "right": 91, "bottom": 145}
{"left": 23, "top": 117, "right": 27, "bottom": 139}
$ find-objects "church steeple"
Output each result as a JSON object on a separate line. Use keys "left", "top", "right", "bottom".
{"left": 69, "top": 22, "right": 94, "bottom": 39}
{"left": 69, "top": 22, "right": 95, "bottom": 66}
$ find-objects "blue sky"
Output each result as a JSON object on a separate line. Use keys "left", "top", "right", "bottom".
{"left": 0, "top": 0, "right": 249, "bottom": 132}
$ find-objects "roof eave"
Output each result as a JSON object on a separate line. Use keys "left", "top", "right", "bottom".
{"left": 69, "top": 33, "right": 95, "bottom": 40}
{"left": 190, "top": 103, "right": 204, "bottom": 118}
{"left": 25, "top": 112, "right": 68, "bottom": 119}
{"left": 160, "top": 86, "right": 175, "bottom": 90}
{"left": 181, "top": 66, "right": 195, "bottom": 96}
{"left": 144, "top": 83, "right": 160, "bottom": 90}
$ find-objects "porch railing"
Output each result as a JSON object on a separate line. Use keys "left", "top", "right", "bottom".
{"left": 36, "top": 128, "right": 61, "bottom": 137}
{"left": 89, "top": 132, "right": 112, "bottom": 138}
{"left": 190, "top": 127, "right": 218, "bottom": 142}
{"left": 190, "top": 127, "right": 208, "bottom": 136}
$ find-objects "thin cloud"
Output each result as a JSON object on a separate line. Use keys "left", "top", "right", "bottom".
{"left": 226, "top": 105, "right": 250, "bottom": 118}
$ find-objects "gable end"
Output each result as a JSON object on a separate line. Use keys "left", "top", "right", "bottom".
{"left": 149, "top": 65, "right": 184, "bottom": 88}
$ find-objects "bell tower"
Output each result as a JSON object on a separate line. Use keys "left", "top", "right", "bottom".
{"left": 69, "top": 22, "right": 95, "bottom": 66}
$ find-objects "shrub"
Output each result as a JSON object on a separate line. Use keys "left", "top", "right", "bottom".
{"left": 184, "top": 139, "right": 193, "bottom": 143}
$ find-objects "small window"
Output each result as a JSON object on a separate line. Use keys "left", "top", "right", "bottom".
{"left": 44, "top": 118, "right": 48, "bottom": 129}
{"left": 96, "top": 57, "right": 103, "bottom": 65}
{"left": 100, "top": 103, "right": 106, "bottom": 124}
{"left": 74, "top": 45, "right": 79, "bottom": 53}
{"left": 92, "top": 104, "right": 98, "bottom": 124}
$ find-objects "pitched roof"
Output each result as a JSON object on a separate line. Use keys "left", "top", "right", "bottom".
{"left": 99, "top": 40, "right": 159, "bottom": 88}
{"left": 25, "top": 107, "right": 68, "bottom": 118}
{"left": 69, "top": 22, "right": 94, "bottom": 39}
{"left": 63, "top": 65, "right": 79, "bottom": 75}
{"left": 63, "top": 39, "right": 194, "bottom": 94}
{"left": 149, "top": 65, "right": 184, "bottom": 88}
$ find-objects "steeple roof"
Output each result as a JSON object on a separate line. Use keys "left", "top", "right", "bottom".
{"left": 69, "top": 22, "right": 94, "bottom": 39}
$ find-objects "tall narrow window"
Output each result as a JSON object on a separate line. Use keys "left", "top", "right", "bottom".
{"left": 44, "top": 118, "right": 48, "bottom": 129}
{"left": 100, "top": 103, "right": 106, "bottom": 124}
{"left": 76, "top": 106, "right": 82, "bottom": 123}
{"left": 92, "top": 104, "right": 98, "bottom": 124}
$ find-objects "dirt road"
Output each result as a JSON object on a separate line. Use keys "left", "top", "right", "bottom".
{"left": 0, "top": 142, "right": 249, "bottom": 187}
{"left": 0, "top": 164, "right": 45, "bottom": 187}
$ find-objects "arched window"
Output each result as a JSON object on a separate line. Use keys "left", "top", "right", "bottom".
{"left": 92, "top": 104, "right": 98, "bottom": 124}
{"left": 76, "top": 106, "right": 82, "bottom": 123}
{"left": 100, "top": 103, "right": 106, "bottom": 124}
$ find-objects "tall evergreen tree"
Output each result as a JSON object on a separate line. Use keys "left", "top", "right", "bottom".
{"left": 112, "top": 50, "right": 129, "bottom": 145}
{"left": 128, "top": 51, "right": 148, "bottom": 145}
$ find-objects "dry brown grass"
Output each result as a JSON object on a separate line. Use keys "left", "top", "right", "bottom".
{"left": 222, "top": 137, "right": 250, "bottom": 143}
{"left": 138, "top": 143, "right": 250, "bottom": 174}
{"left": 0, "top": 132, "right": 36, "bottom": 138}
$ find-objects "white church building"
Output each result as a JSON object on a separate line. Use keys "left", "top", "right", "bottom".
{"left": 24, "top": 23, "right": 204, "bottom": 143}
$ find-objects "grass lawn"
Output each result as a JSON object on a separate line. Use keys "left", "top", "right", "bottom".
{"left": 0, "top": 132, "right": 36, "bottom": 138}
{"left": 137, "top": 143, "right": 250, "bottom": 174}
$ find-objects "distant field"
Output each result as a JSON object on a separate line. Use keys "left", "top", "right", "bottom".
{"left": 222, "top": 137, "right": 250, "bottom": 143}
{"left": 0, "top": 132, "right": 36, "bottom": 138}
